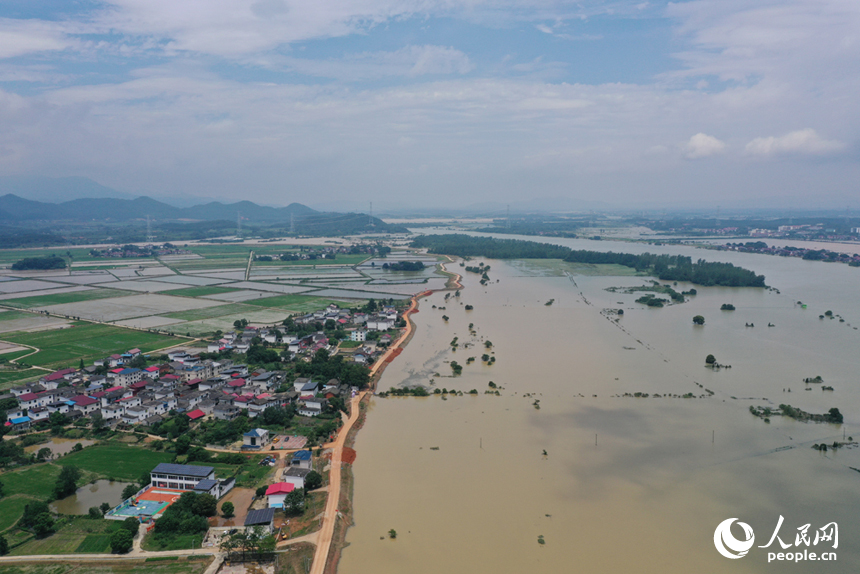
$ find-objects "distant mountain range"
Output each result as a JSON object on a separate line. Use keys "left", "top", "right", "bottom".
{"left": 0, "top": 193, "right": 318, "bottom": 223}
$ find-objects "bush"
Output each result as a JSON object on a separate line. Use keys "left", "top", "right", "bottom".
{"left": 110, "top": 529, "right": 134, "bottom": 554}
{"left": 122, "top": 517, "right": 140, "bottom": 535}
{"left": 88, "top": 506, "right": 103, "bottom": 519}
{"left": 221, "top": 501, "right": 235, "bottom": 518}
{"left": 122, "top": 484, "right": 139, "bottom": 501}
{"left": 305, "top": 470, "right": 323, "bottom": 491}
{"left": 705, "top": 354, "right": 716, "bottom": 365}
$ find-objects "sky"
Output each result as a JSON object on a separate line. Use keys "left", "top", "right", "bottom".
{"left": 0, "top": 0, "right": 858, "bottom": 210}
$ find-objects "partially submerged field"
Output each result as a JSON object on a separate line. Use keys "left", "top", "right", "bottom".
{"left": 0, "top": 243, "right": 442, "bottom": 341}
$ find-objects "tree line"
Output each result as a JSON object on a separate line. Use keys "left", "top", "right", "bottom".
{"left": 411, "top": 234, "right": 766, "bottom": 287}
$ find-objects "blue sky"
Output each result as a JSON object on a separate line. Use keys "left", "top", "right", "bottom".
{"left": 0, "top": 0, "right": 857, "bottom": 210}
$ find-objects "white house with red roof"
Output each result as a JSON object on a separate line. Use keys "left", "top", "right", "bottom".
{"left": 265, "top": 482, "right": 295, "bottom": 508}
{"left": 71, "top": 395, "right": 100, "bottom": 415}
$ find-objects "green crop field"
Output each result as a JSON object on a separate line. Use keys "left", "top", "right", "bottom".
{"left": 160, "top": 285, "right": 240, "bottom": 298}
{"left": 0, "top": 370, "right": 43, "bottom": 390}
{"left": 11, "top": 517, "right": 122, "bottom": 556}
{"left": 0, "top": 369, "right": 43, "bottom": 389}
{"left": 0, "top": 248, "right": 108, "bottom": 266}
{"left": 58, "top": 444, "right": 174, "bottom": 482}
{"left": 1, "top": 464, "right": 63, "bottom": 501}
{"left": 2, "top": 289, "right": 132, "bottom": 310}
{"left": 0, "top": 496, "right": 38, "bottom": 532}
{"left": 243, "top": 294, "right": 350, "bottom": 312}
{"left": 161, "top": 303, "right": 257, "bottom": 322}
{"left": 0, "top": 311, "right": 37, "bottom": 322}
{"left": 0, "top": 324, "right": 180, "bottom": 369}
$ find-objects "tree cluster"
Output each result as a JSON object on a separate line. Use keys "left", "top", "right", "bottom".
{"left": 411, "top": 234, "right": 766, "bottom": 287}
{"left": 11, "top": 255, "right": 67, "bottom": 271}
{"left": 151, "top": 492, "right": 216, "bottom": 543}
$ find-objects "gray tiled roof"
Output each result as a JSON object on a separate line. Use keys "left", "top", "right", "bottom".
{"left": 151, "top": 463, "right": 214, "bottom": 477}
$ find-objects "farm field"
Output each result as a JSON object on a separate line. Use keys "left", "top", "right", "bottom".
{"left": 161, "top": 285, "right": 241, "bottom": 297}
{"left": 0, "top": 324, "right": 181, "bottom": 368}
{"left": 10, "top": 517, "right": 121, "bottom": 556}
{"left": 1, "top": 463, "right": 63, "bottom": 501}
{"left": 0, "top": 558, "right": 212, "bottom": 574}
{"left": 161, "top": 303, "right": 257, "bottom": 322}
{"left": 57, "top": 444, "right": 174, "bottom": 482}
{"left": 0, "top": 496, "right": 38, "bottom": 533}
{"left": 34, "top": 293, "right": 223, "bottom": 323}
{"left": 0, "top": 370, "right": 43, "bottom": 388}
{"left": 1, "top": 288, "right": 132, "bottom": 310}
{"left": 242, "top": 294, "right": 356, "bottom": 312}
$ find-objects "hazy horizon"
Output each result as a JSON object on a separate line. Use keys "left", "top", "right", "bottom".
{"left": 0, "top": 1, "right": 858, "bottom": 209}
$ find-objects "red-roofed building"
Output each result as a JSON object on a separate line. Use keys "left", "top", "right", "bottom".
{"left": 228, "top": 378, "right": 246, "bottom": 388}
{"left": 17, "top": 392, "right": 42, "bottom": 409}
{"left": 42, "top": 368, "right": 77, "bottom": 382}
{"left": 185, "top": 378, "right": 203, "bottom": 388}
{"left": 186, "top": 409, "right": 206, "bottom": 420}
{"left": 72, "top": 395, "right": 100, "bottom": 415}
{"left": 128, "top": 348, "right": 141, "bottom": 356}
{"left": 266, "top": 482, "right": 295, "bottom": 508}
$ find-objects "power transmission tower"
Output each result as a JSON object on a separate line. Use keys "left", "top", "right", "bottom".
{"left": 368, "top": 202, "right": 375, "bottom": 226}
{"left": 290, "top": 212, "right": 295, "bottom": 234}
{"left": 146, "top": 215, "right": 154, "bottom": 243}
{"left": 237, "top": 211, "right": 242, "bottom": 236}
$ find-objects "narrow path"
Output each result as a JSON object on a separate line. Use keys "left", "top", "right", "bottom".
{"left": 245, "top": 251, "right": 255, "bottom": 281}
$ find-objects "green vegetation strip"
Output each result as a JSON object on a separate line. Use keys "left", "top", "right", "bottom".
{"left": 0, "top": 311, "right": 38, "bottom": 322}
{"left": 242, "top": 294, "right": 349, "bottom": 312}
{"left": 0, "top": 324, "right": 179, "bottom": 369}
{"left": 160, "top": 285, "right": 241, "bottom": 297}
{"left": 161, "top": 303, "right": 259, "bottom": 321}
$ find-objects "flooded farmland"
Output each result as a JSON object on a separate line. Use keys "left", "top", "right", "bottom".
{"left": 340, "top": 236, "right": 860, "bottom": 574}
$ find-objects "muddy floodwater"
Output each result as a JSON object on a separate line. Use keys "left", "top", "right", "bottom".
{"left": 24, "top": 437, "right": 95, "bottom": 457}
{"left": 50, "top": 479, "right": 132, "bottom": 515}
{"left": 340, "top": 235, "right": 860, "bottom": 574}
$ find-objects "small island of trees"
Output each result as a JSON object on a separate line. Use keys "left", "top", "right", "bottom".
{"left": 11, "top": 255, "right": 67, "bottom": 271}
{"left": 411, "top": 235, "right": 767, "bottom": 287}
{"left": 382, "top": 261, "right": 425, "bottom": 271}
{"left": 693, "top": 315, "right": 705, "bottom": 325}
{"left": 720, "top": 303, "right": 736, "bottom": 311}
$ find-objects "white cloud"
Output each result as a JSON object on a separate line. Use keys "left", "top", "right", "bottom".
{"left": 745, "top": 129, "right": 845, "bottom": 156}
{"left": 684, "top": 133, "right": 726, "bottom": 159}
{"left": 0, "top": 18, "right": 78, "bottom": 59}
{"left": 277, "top": 45, "right": 473, "bottom": 80}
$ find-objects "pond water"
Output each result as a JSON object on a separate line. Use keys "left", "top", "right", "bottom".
{"left": 24, "top": 437, "right": 95, "bottom": 457}
{"left": 49, "top": 480, "right": 133, "bottom": 515}
{"left": 340, "top": 234, "right": 860, "bottom": 574}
